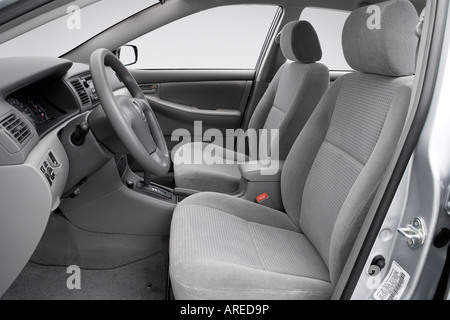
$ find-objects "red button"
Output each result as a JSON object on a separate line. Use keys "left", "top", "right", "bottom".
{"left": 257, "top": 193, "right": 269, "bottom": 203}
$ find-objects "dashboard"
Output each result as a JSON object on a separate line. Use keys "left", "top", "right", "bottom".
{"left": 3, "top": 69, "right": 101, "bottom": 140}
{"left": 0, "top": 58, "right": 120, "bottom": 147}
{"left": 7, "top": 96, "right": 60, "bottom": 128}
{"left": 0, "top": 56, "right": 124, "bottom": 297}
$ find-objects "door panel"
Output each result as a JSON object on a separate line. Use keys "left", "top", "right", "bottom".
{"left": 130, "top": 69, "right": 254, "bottom": 151}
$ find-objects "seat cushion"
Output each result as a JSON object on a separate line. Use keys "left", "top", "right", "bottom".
{"left": 169, "top": 193, "right": 332, "bottom": 300}
{"left": 173, "top": 142, "right": 245, "bottom": 193}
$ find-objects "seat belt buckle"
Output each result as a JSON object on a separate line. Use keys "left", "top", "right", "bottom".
{"left": 256, "top": 193, "right": 274, "bottom": 208}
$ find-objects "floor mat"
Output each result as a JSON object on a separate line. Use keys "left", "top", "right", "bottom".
{"left": 1, "top": 253, "right": 168, "bottom": 300}
{"left": 31, "top": 213, "right": 169, "bottom": 269}
{"left": 1, "top": 213, "right": 170, "bottom": 300}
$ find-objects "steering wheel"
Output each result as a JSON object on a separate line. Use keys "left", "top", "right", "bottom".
{"left": 90, "top": 48, "right": 170, "bottom": 176}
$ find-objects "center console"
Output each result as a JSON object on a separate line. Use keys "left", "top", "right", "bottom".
{"left": 169, "top": 160, "right": 286, "bottom": 210}
{"left": 234, "top": 160, "right": 285, "bottom": 210}
{"left": 116, "top": 155, "right": 177, "bottom": 204}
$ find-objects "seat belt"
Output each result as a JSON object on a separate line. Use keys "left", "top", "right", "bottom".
{"left": 415, "top": 8, "right": 426, "bottom": 66}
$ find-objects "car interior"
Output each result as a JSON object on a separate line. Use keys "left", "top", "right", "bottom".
{"left": 0, "top": 0, "right": 432, "bottom": 300}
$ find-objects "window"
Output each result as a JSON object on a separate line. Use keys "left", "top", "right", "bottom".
{"left": 0, "top": 0, "right": 159, "bottom": 58}
{"left": 128, "top": 5, "right": 279, "bottom": 70}
{"left": 300, "top": 7, "right": 351, "bottom": 71}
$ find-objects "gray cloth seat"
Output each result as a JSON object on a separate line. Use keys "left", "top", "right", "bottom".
{"left": 170, "top": 0, "right": 418, "bottom": 300}
{"left": 173, "top": 20, "right": 329, "bottom": 193}
{"left": 170, "top": 193, "right": 332, "bottom": 299}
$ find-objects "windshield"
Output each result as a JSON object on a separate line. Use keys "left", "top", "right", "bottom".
{"left": 0, "top": 0, "right": 159, "bottom": 58}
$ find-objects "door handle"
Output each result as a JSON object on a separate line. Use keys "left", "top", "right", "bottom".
{"left": 140, "top": 84, "right": 158, "bottom": 94}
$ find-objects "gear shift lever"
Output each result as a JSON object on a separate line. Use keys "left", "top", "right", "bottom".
{"left": 135, "top": 171, "right": 173, "bottom": 199}
{"left": 144, "top": 171, "right": 152, "bottom": 185}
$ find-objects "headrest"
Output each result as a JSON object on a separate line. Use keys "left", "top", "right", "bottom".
{"left": 280, "top": 21, "right": 322, "bottom": 64}
{"left": 342, "top": 0, "right": 418, "bottom": 76}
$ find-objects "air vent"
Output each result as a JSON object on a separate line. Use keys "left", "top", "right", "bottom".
{"left": 0, "top": 113, "right": 31, "bottom": 145}
{"left": 70, "top": 79, "right": 90, "bottom": 106}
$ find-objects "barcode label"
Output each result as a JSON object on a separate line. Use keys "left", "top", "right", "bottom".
{"left": 373, "top": 261, "right": 410, "bottom": 300}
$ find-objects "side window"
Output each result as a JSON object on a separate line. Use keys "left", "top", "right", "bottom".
{"left": 300, "top": 7, "right": 351, "bottom": 71}
{"left": 128, "top": 5, "right": 279, "bottom": 70}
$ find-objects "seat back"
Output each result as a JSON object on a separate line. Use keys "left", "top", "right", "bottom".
{"left": 281, "top": 0, "right": 418, "bottom": 286}
{"left": 243, "top": 21, "right": 329, "bottom": 160}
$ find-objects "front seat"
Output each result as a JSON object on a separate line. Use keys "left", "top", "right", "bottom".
{"left": 169, "top": 0, "right": 418, "bottom": 300}
{"left": 172, "top": 20, "right": 329, "bottom": 193}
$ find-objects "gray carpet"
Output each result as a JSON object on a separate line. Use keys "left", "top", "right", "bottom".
{"left": 1, "top": 254, "right": 168, "bottom": 300}
{"left": 1, "top": 213, "right": 169, "bottom": 300}
{"left": 31, "top": 213, "right": 169, "bottom": 269}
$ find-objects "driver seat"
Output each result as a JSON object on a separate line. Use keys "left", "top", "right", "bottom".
{"left": 169, "top": 0, "right": 418, "bottom": 299}
{"left": 172, "top": 20, "right": 329, "bottom": 194}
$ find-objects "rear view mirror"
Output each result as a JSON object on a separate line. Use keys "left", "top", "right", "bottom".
{"left": 115, "top": 45, "right": 138, "bottom": 66}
